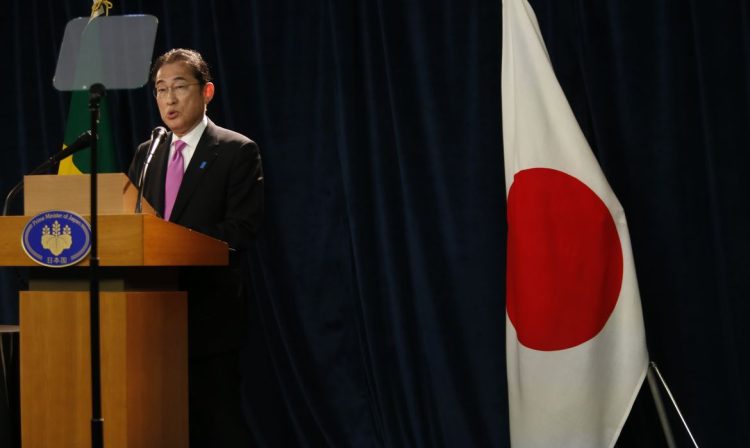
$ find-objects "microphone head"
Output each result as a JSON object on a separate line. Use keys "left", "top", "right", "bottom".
{"left": 68, "top": 130, "right": 93, "bottom": 151}
{"left": 151, "top": 126, "right": 168, "bottom": 139}
{"left": 52, "top": 130, "right": 93, "bottom": 162}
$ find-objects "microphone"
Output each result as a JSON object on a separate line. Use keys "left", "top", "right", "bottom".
{"left": 135, "top": 126, "right": 168, "bottom": 213}
{"left": 2, "top": 130, "right": 93, "bottom": 216}
{"left": 50, "top": 130, "right": 94, "bottom": 164}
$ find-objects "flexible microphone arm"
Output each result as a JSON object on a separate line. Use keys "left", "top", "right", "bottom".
{"left": 135, "top": 126, "right": 168, "bottom": 213}
{"left": 2, "top": 130, "right": 93, "bottom": 216}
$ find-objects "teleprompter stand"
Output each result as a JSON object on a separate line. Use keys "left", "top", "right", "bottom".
{"left": 52, "top": 15, "right": 158, "bottom": 448}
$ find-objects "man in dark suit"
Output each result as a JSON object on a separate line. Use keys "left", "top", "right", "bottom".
{"left": 128, "top": 48, "right": 262, "bottom": 446}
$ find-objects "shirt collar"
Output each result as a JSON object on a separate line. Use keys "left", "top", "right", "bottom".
{"left": 170, "top": 115, "right": 208, "bottom": 149}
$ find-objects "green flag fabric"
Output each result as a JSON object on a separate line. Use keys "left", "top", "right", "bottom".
{"left": 57, "top": 91, "right": 117, "bottom": 174}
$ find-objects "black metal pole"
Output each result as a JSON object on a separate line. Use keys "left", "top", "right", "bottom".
{"left": 88, "top": 83, "right": 105, "bottom": 448}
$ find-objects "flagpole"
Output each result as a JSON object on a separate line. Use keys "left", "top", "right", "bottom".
{"left": 88, "top": 82, "right": 105, "bottom": 448}
{"left": 646, "top": 365, "right": 677, "bottom": 448}
{"left": 648, "top": 361, "right": 700, "bottom": 448}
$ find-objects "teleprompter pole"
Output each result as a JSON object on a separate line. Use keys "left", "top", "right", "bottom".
{"left": 88, "top": 83, "right": 105, "bottom": 448}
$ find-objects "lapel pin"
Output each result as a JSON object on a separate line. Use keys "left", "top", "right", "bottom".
{"left": 199, "top": 161, "right": 207, "bottom": 169}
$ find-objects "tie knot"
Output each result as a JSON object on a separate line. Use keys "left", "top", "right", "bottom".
{"left": 174, "top": 140, "right": 187, "bottom": 153}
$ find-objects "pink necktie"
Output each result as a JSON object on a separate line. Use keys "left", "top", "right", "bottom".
{"left": 164, "top": 140, "right": 186, "bottom": 221}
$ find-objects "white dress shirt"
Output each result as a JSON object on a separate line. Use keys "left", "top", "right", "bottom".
{"left": 169, "top": 115, "right": 208, "bottom": 173}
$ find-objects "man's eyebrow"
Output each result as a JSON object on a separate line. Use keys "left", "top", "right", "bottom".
{"left": 155, "top": 76, "right": 189, "bottom": 84}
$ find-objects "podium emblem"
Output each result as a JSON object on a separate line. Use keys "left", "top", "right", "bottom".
{"left": 21, "top": 210, "right": 92, "bottom": 267}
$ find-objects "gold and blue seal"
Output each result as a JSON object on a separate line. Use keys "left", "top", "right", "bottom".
{"left": 21, "top": 210, "right": 92, "bottom": 268}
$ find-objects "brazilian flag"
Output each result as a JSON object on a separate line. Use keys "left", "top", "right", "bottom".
{"left": 58, "top": 0, "right": 118, "bottom": 175}
{"left": 57, "top": 91, "right": 117, "bottom": 174}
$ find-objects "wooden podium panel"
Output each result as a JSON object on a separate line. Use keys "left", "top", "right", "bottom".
{"left": 0, "top": 214, "right": 228, "bottom": 267}
{"left": 23, "top": 173, "right": 155, "bottom": 216}
{"left": 19, "top": 291, "right": 188, "bottom": 448}
{"left": 1, "top": 175, "right": 230, "bottom": 447}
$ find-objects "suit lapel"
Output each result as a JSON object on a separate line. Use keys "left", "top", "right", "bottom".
{"left": 169, "top": 122, "right": 220, "bottom": 222}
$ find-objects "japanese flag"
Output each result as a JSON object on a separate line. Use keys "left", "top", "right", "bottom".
{"left": 501, "top": 0, "right": 649, "bottom": 446}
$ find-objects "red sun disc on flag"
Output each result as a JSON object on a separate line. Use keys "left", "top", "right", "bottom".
{"left": 506, "top": 168, "right": 623, "bottom": 351}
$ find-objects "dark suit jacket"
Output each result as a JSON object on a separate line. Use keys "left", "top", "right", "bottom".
{"left": 128, "top": 119, "right": 263, "bottom": 356}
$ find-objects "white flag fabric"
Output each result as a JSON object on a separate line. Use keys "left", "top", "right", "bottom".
{"left": 501, "top": 0, "right": 649, "bottom": 447}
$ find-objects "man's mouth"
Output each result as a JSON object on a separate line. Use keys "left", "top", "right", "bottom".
{"left": 166, "top": 111, "right": 178, "bottom": 119}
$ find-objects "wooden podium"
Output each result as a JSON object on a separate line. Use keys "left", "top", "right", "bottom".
{"left": 0, "top": 174, "right": 229, "bottom": 448}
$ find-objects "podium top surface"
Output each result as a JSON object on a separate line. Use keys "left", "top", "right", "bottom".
{"left": 0, "top": 214, "right": 228, "bottom": 267}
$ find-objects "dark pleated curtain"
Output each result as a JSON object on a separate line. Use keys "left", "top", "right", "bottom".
{"left": 0, "top": 0, "right": 748, "bottom": 446}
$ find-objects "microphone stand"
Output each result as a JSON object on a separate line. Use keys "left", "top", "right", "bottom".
{"left": 88, "top": 83, "right": 105, "bottom": 448}
{"left": 2, "top": 183, "right": 24, "bottom": 217}
{"left": 135, "top": 128, "right": 166, "bottom": 214}
{"left": 134, "top": 144, "right": 148, "bottom": 213}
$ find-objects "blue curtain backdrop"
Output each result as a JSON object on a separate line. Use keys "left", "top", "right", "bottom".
{"left": 1, "top": 0, "right": 748, "bottom": 446}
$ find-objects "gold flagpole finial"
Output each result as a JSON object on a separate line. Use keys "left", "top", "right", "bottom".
{"left": 90, "top": 0, "right": 113, "bottom": 19}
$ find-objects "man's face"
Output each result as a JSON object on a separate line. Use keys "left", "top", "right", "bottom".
{"left": 154, "top": 61, "right": 214, "bottom": 137}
